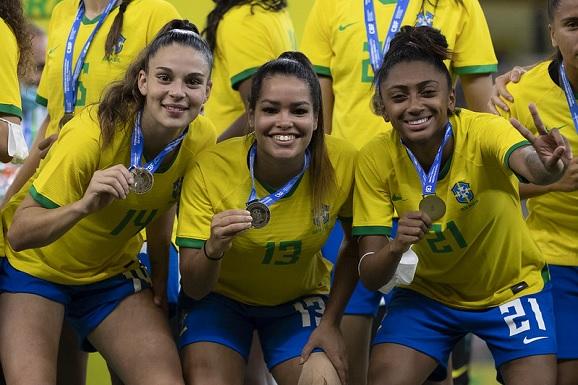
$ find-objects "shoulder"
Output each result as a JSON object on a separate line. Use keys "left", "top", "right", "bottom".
{"left": 453, "top": 108, "right": 510, "bottom": 132}
{"left": 0, "top": 18, "right": 17, "bottom": 51}
{"left": 506, "top": 61, "right": 554, "bottom": 97}
{"left": 325, "top": 135, "right": 357, "bottom": 163}
{"left": 195, "top": 136, "right": 249, "bottom": 171}
{"left": 129, "top": 0, "right": 178, "bottom": 13}
{"left": 51, "top": 0, "right": 77, "bottom": 17}
{"left": 182, "top": 114, "right": 218, "bottom": 152}
{"left": 56, "top": 107, "right": 103, "bottom": 147}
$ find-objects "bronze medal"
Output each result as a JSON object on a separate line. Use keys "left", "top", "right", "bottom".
{"left": 130, "top": 167, "right": 154, "bottom": 194}
{"left": 419, "top": 195, "right": 446, "bottom": 221}
{"left": 246, "top": 200, "right": 270, "bottom": 229}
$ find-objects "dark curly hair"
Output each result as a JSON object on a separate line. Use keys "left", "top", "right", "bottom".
{"left": 203, "top": 0, "right": 287, "bottom": 52}
{"left": 372, "top": 25, "right": 452, "bottom": 116}
{"left": 0, "top": 0, "right": 32, "bottom": 78}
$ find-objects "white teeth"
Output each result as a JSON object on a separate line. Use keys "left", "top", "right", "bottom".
{"left": 408, "top": 117, "right": 429, "bottom": 125}
{"left": 165, "top": 105, "right": 185, "bottom": 112}
{"left": 273, "top": 134, "right": 295, "bottom": 142}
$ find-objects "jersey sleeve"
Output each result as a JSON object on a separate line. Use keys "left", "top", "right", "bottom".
{"left": 144, "top": 0, "right": 181, "bottom": 43}
{"left": 30, "top": 115, "right": 100, "bottom": 208}
{"left": 300, "top": 0, "right": 335, "bottom": 77}
{"left": 352, "top": 142, "right": 394, "bottom": 237}
{"left": 0, "top": 22, "right": 22, "bottom": 118}
{"left": 176, "top": 160, "right": 213, "bottom": 249}
{"left": 36, "top": 2, "right": 62, "bottom": 107}
{"left": 451, "top": 0, "right": 497, "bottom": 75}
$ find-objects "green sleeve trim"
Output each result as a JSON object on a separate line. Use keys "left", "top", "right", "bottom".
{"left": 504, "top": 140, "right": 531, "bottom": 183}
{"left": 231, "top": 67, "right": 259, "bottom": 90}
{"left": 0, "top": 104, "right": 22, "bottom": 119}
{"left": 313, "top": 65, "right": 331, "bottom": 77}
{"left": 453, "top": 64, "right": 498, "bottom": 75}
{"left": 352, "top": 226, "right": 392, "bottom": 237}
{"left": 35, "top": 94, "right": 48, "bottom": 107}
{"left": 338, "top": 216, "right": 353, "bottom": 223}
{"left": 29, "top": 185, "right": 60, "bottom": 209}
{"left": 175, "top": 237, "right": 205, "bottom": 249}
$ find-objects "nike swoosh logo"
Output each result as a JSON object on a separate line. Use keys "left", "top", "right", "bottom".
{"left": 523, "top": 336, "right": 548, "bottom": 344}
{"left": 338, "top": 22, "right": 357, "bottom": 32}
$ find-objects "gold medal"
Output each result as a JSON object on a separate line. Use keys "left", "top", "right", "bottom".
{"left": 419, "top": 195, "right": 446, "bottom": 221}
{"left": 246, "top": 200, "right": 270, "bottom": 229}
{"left": 130, "top": 167, "right": 154, "bottom": 194}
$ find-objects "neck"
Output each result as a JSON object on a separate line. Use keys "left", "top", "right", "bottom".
{"left": 140, "top": 109, "right": 185, "bottom": 160}
{"left": 404, "top": 129, "right": 453, "bottom": 173}
{"left": 562, "top": 59, "right": 578, "bottom": 92}
{"left": 83, "top": 0, "right": 110, "bottom": 18}
{"left": 254, "top": 148, "right": 305, "bottom": 189}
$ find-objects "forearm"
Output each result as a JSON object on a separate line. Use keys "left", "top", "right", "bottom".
{"left": 146, "top": 207, "right": 175, "bottom": 281}
{"left": 8, "top": 198, "right": 88, "bottom": 251}
{"left": 179, "top": 245, "right": 221, "bottom": 300}
{"left": 460, "top": 73, "right": 494, "bottom": 113}
{"left": 519, "top": 182, "right": 553, "bottom": 199}
{"left": 319, "top": 77, "right": 334, "bottom": 134}
{"left": 359, "top": 241, "right": 404, "bottom": 291}
{"left": 320, "top": 237, "right": 358, "bottom": 326}
{"left": 524, "top": 152, "right": 565, "bottom": 185}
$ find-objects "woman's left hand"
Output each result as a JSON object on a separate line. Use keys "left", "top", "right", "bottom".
{"left": 300, "top": 321, "right": 348, "bottom": 385}
{"left": 510, "top": 103, "right": 572, "bottom": 174}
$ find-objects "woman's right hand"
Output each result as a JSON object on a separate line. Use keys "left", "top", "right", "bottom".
{"left": 204, "top": 209, "right": 253, "bottom": 258}
{"left": 551, "top": 158, "right": 578, "bottom": 192}
{"left": 488, "top": 66, "right": 527, "bottom": 114}
{"left": 77, "top": 164, "right": 133, "bottom": 214}
{"left": 390, "top": 211, "right": 431, "bottom": 254}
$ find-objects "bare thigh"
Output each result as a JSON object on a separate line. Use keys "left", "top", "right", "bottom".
{"left": 0, "top": 293, "right": 64, "bottom": 385}
{"left": 181, "top": 341, "right": 245, "bottom": 385}
{"left": 368, "top": 343, "right": 439, "bottom": 385}
{"left": 500, "top": 354, "right": 556, "bottom": 385}
{"left": 340, "top": 314, "right": 373, "bottom": 385}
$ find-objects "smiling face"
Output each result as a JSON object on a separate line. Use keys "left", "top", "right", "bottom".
{"left": 137, "top": 43, "right": 211, "bottom": 134}
{"left": 249, "top": 74, "right": 317, "bottom": 163}
{"left": 379, "top": 60, "right": 455, "bottom": 146}
{"left": 550, "top": 0, "right": 578, "bottom": 73}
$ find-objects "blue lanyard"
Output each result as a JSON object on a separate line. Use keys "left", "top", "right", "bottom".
{"left": 363, "top": 0, "right": 410, "bottom": 74}
{"left": 559, "top": 63, "right": 578, "bottom": 133}
{"left": 404, "top": 123, "right": 452, "bottom": 196}
{"left": 130, "top": 111, "right": 188, "bottom": 173}
{"left": 63, "top": 0, "right": 117, "bottom": 114}
{"left": 247, "top": 144, "right": 310, "bottom": 206}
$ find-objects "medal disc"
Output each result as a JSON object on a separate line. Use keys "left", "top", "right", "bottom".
{"left": 419, "top": 195, "right": 446, "bottom": 221}
{"left": 246, "top": 201, "right": 270, "bottom": 229}
{"left": 130, "top": 167, "right": 154, "bottom": 194}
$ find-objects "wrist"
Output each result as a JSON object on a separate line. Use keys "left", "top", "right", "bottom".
{"left": 71, "top": 199, "right": 91, "bottom": 218}
{"left": 203, "top": 240, "right": 224, "bottom": 261}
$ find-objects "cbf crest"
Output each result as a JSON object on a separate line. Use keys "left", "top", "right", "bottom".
{"left": 415, "top": 11, "right": 434, "bottom": 27}
{"left": 451, "top": 182, "right": 474, "bottom": 204}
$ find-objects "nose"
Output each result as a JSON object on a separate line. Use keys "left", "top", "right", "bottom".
{"left": 407, "top": 94, "right": 425, "bottom": 115}
{"left": 168, "top": 80, "right": 186, "bottom": 99}
{"left": 275, "top": 110, "right": 293, "bottom": 129}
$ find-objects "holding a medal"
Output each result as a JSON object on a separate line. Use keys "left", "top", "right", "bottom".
{"left": 177, "top": 52, "right": 358, "bottom": 385}
{"left": 2, "top": 21, "right": 216, "bottom": 385}
{"left": 354, "top": 26, "right": 570, "bottom": 385}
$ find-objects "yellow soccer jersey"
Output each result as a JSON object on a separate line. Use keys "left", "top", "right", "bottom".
{"left": 177, "top": 135, "right": 356, "bottom": 306}
{"left": 353, "top": 109, "right": 546, "bottom": 309}
{"left": 36, "top": 0, "right": 179, "bottom": 137}
{"left": 203, "top": 5, "right": 296, "bottom": 134}
{"left": 0, "top": 18, "right": 22, "bottom": 119}
{"left": 500, "top": 60, "right": 578, "bottom": 267}
{"left": 4, "top": 107, "right": 216, "bottom": 285}
{"left": 300, "top": 0, "right": 497, "bottom": 149}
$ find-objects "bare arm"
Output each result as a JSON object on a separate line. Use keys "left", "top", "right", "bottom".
{"left": 359, "top": 212, "right": 431, "bottom": 291}
{"left": 509, "top": 105, "right": 571, "bottom": 186}
{"left": 319, "top": 77, "right": 334, "bottom": 134}
{"left": 146, "top": 204, "right": 176, "bottom": 309}
{"left": 460, "top": 73, "right": 494, "bottom": 113}
{"left": 7, "top": 164, "right": 133, "bottom": 251}
{"left": 217, "top": 79, "right": 252, "bottom": 142}
{"left": 179, "top": 209, "right": 253, "bottom": 300}
{"left": 519, "top": 158, "right": 578, "bottom": 199}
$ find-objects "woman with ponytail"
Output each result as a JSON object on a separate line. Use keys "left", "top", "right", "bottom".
{"left": 177, "top": 51, "right": 358, "bottom": 385}
{"left": 0, "top": 21, "right": 215, "bottom": 385}
{"left": 355, "top": 26, "right": 566, "bottom": 385}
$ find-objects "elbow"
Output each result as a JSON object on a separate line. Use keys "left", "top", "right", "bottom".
{"left": 360, "top": 276, "right": 385, "bottom": 292}
{"left": 7, "top": 226, "right": 29, "bottom": 252}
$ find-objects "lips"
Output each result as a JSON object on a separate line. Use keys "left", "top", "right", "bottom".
{"left": 272, "top": 134, "right": 296, "bottom": 142}
{"left": 163, "top": 104, "right": 188, "bottom": 113}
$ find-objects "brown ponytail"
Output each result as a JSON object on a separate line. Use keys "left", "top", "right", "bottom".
{"left": 104, "top": 0, "right": 132, "bottom": 59}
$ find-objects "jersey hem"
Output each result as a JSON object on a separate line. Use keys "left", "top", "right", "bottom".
{"left": 29, "top": 185, "right": 60, "bottom": 209}
{"left": 231, "top": 67, "right": 259, "bottom": 90}
{"left": 0, "top": 104, "right": 22, "bottom": 119}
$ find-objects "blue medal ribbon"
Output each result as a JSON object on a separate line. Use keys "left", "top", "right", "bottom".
{"left": 247, "top": 143, "right": 310, "bottom": 206}
{"left": 363, "top": 0, "right": 410, "bottom": 74}
{"left": 559, "top": 63, "right": 578, "bottom": 133}
{"left": 130, "top": 111, "right": 188, "bottom": 174}
{"left": 404, "top": 123, "right": 453, "bottom": 196}
{"left": 63, "top": 0, "right": 117, "bottom": 114}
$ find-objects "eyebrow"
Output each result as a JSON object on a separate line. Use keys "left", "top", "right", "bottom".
{"left": 387, "top": 80, "right": 440, "bottom": 90}
{"left": 154, "top": 66, "right": 206, "bottom": 77}
{"left": 260, "top": 99, "right": 311, "bottom": 105}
